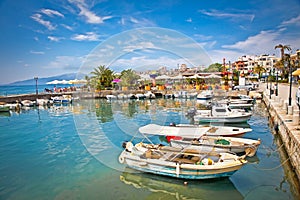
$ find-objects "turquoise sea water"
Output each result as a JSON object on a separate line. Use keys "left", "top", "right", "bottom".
{"left": 0, "top": 84, "right": 77, "bottom": 96}
{"left": 0, "top": 96, "right": 299, "bottom": 199}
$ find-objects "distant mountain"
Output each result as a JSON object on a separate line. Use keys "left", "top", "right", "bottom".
{"left": 7, "top": 73, "right": 86, "bottom": 86}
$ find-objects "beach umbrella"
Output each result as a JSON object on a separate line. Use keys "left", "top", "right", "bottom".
{"left": 112, "top": 78, "right": 121, "bottom": 83}
{"left": 189, "top": 74, "right": 202, "bottom": 79}
{"left": 292, "top": 69, "right": 300, "bottom": 76}
{"left": 156, "top": 75, "right": 171, "bottom": 80}
{"left": 68, "top": 79, "right": 88, "bottom": 84}
{"left": 205, "top": 74, "right": 222, "bottom": 79}
{"left": 170, "top": 74, "right": 185, "bottom": 79}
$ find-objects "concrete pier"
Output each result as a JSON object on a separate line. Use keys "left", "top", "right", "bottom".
{"left": 262, "top": 88, "right": 300, "bottom": 189}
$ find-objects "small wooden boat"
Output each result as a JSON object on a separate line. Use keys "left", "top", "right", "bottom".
{"left": 170, "top": 136, "right": 261, "bottom": 157}
{"left": 194, "top": 105, "right": 252, "bottom": 123}
{"left": 119, "top": 141, "right": 247, "bottom": 179}
{"left": 138, "top": 123, "right": 252, "bottom": 139}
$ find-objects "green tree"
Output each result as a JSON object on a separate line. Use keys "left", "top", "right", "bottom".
{"left": 253, "top": 64, "right": 266, "bottom": 79}
{"left": 90, "top": 65, "right": 115, "bottom": 90}
{"left": 119, "top": 69, "right": 140, "bottom": 88}
{"left": 204, "top": 63, "right": 223, "bottom": 72}
{"left": 275, "top": 44, "right": 292, "bottom": 80}
{"left": 275, "top": 44, "right": 291, "bottom": 61}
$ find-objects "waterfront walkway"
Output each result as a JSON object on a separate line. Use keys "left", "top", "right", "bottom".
{"left": 261, "top": 82, "right": 300, "bottom": 190}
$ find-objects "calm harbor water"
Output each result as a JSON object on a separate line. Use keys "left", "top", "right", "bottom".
{"left": 0, "top": 96, "right": 299, "bottom": 199}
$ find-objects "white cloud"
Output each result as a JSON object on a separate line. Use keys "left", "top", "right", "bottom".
{"left": 71, "top": 32, "right": 100, "bottom": 41}
{"left": 186, "top": 18, "right": 192, "bottom": 23}
{"left": 222, "top": 30, "right": 280, "bottom": 54}
{"left": 193, "top": 34, "right": 213, "bottom": 41}
{"left": 48, "top": 36, "right": 64, "bottom": 42}
{"left": 130, "top": 17, "right": 139, "bottom": 24}
{"left": 44, "top": 55, "right": 83, "bottom": 71}
{"left": 30, "top": 50, "right": 45, "bottom": 55}
{"left": 109, "top": 55, "right": 190, "bottom": 72}
{"left": 199, "top": 9, "right": 255, "bottom": 22}
{"left": 31, "top": 13, "right": 56, "bottom": 30}
{"left": 41, "top": 9, "right": 64, "bottom": 18}
{"left": 61, "top": 24, "right": 73, "bottom": 30}
{"left": 280, "top": 15, "right": 300, "bottom": 27}
{"left": 119, "top": 17, "right": 125, "bottom": 25}
{"left": 68, "top": 0, "right": 112, "bottom": 24}
{"left": 123, "top": 42, "right": 156, "bottom": 52}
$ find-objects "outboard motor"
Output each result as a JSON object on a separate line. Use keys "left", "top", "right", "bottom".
{"left": 122, "top": 141, "right": 128, "bottom": 149}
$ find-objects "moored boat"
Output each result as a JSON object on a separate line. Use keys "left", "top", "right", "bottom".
{"left": 138, "top": 123, "right": 252, "bottom": 139}
{"left": 170, "top": 136, "right": 261, "bottom": 157}
{"left": 197, "top": 90, "right": 213, "bottom": 100}
{"left": 0, "top": 104, "right": 10, "bottom": 112}
{"left": 119, "top": 141, "right": 247, "bottom": 179}
{"left": 51, "top": 95, "right": 72, "bottom": 104}
{"left": 193, "top": 105, "right": 252, "bottom": 123}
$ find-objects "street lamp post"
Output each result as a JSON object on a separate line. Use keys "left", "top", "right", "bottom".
{"left": 269, "top": 69, "right": 272, "bottom": 99}
{"left": 284, "top": 54, "right": 292, "bottom": 106}
{"left": 276, "top": 69, "right": 278, "bottom": 96}
{"left": 34, "top": 77, "right": 38, "bottom": 95}
{"left": 266, "top": 69, "right": 268, "bottom": 89}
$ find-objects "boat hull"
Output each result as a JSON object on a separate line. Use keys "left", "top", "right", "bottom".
{"left": 194, "top": 114, "right": 251, "bottom": 123}
{"left": 119, "top": 150, "right": 245, "bottom": 180}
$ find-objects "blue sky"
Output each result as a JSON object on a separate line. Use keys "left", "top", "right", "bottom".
{"left": 1, "top": 0, "right": 300, "bottom": 84}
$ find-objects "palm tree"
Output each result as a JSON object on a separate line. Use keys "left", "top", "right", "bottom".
{"left": 253, "top": 64, "right": 266, "bottom": 79}
{"left": 90, "top": 65, "right": 115, "bottom": 90}
{"left": 274, "top": 44, "right": 292, "bottom": 80}
{"left": 120, "top": 69, "right": 140, "bottom": 88}
{"left": 275, "top": 44, "right": 291, "bottom": 61}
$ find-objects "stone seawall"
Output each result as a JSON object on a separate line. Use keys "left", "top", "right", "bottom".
{"left": 0, "top": 89, "right": 253, "bottom": 103}
{"left": 263, "top": 93, "right": 300, "bottom": 191}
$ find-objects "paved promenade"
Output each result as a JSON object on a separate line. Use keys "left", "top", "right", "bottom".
{"left": 260, "top": 82, "right": 300, "bottom": 191}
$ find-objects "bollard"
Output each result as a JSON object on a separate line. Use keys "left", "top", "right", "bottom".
{"left": 280, "top": 99, "right": 284, "bottom": 107}
{"left": 288, "top": 105, "right": 293, "bottom": 115}
{"left": 283, "top": 101, "right": 288, "bottom": 112}
{"left": 293, "top": 110, "right": 300, "bottom": 125}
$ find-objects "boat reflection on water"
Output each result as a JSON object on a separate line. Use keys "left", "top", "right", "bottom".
{"left": 120, "top": 168, "right": 244, "bottom": 200}
{"left": 0, "top": 111, "right": 11, "bottom": 117}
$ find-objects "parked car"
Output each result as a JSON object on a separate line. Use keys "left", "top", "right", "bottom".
{"left": 233, "top": 83, "right": 258, "bottom": 91}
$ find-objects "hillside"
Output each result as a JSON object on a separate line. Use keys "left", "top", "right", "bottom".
{"left": 7, "top": 73, "right": 86, "bottom": 86}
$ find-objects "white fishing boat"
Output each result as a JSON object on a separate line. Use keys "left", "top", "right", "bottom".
{"left": 144, "top": 91, "right": 156, "bottom": 99}
{"left": 36, "top": 98, "right": 51, "bottom": 106}
{"left": 229, "top": 94, "right": 255, "bottom": 104}
{"left": 21, "top": 100, "right": 35, "bottom": 107}
{"left": 106, "top": 94, "right": 117, "bottom": 100}
{"left": 119, "top": 141, "right": 247, "bottom": 179}
{"left": 170, "top": 136, "right": 261, "bottom": 157}
{"left": 135, "top": 93, "right": 146, "bottom": 100}
{"left": 138, "top": 123, "right": 252, "bottom": 139}
{"left": 51, "top": 95, "right": 72, "bottom": 104}
{"left": 194, "top": 105, "right": 252, "bottom": 123}
{"left": 197, "top": 90, "right": 213, "bottom": 100}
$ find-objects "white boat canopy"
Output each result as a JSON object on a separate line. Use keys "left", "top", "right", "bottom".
{"left": 139, "top": 124, "right": 210, "bottom": 137}
{"left": 138, "top": 124, "right": 252, "bottom": 138}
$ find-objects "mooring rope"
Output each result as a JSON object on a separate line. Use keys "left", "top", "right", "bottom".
{"left": 251, "top": 143, "right": 299, "bottom": 171}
